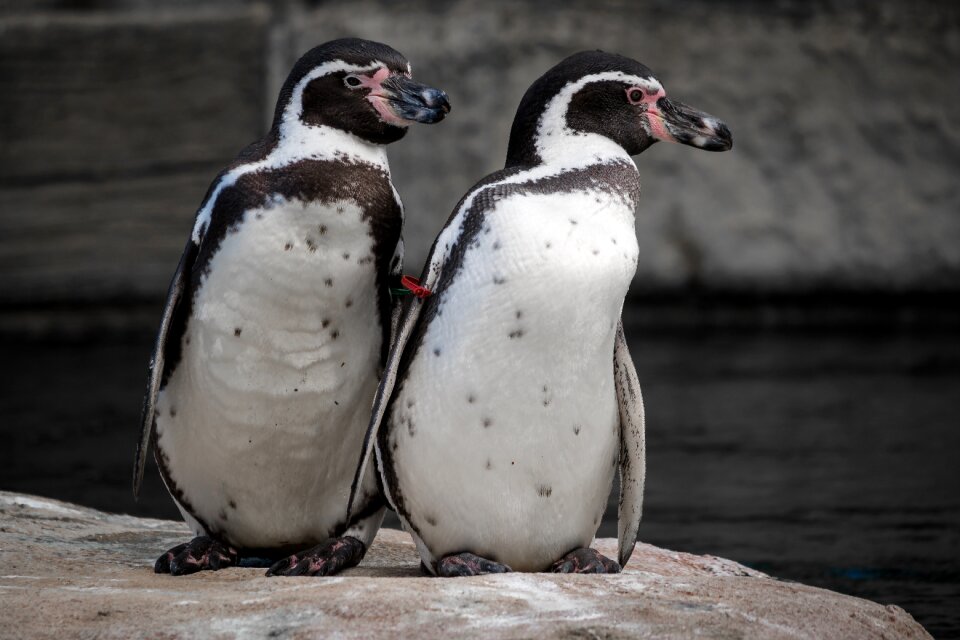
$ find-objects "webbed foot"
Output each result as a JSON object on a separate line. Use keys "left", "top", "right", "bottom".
{"left": 154, "top": 536, "right": 238, "bottom": 575}
{"left": 437, "top": 552, "right": 512, "bottom": 577}
{"left": 265, "top": 536, "right": 365, "bottom": 577}
{"left": 550, "top": 547, "right": 621, "bottom": 574}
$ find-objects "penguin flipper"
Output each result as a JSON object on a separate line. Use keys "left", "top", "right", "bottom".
{"left": 347, "top": 227, "right": 452, "bottom": 518}
{"left": 614, "top": 319, "right": 646, "bottom": 567}
{"left": 347, "top": 287, "right": 428, "bottom": 517}
{"left": 133, "top": 238, "right": 198, "bottom": 498}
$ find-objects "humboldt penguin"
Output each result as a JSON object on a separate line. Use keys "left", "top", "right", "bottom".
{"left": 134, "top": 38, "right": 449, "bottom": 576}
{"left": 350, "top": 50, "right": 730, "bottom": 575}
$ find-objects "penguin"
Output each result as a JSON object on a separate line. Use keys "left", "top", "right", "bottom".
{"left": 133, "top": 38, "right": 450, "bottom": 577}
{"left": 349, "top": 51, "right": 731, "bottom": 576}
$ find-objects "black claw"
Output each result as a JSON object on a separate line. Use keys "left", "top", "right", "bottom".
{"left": 549, "top": 548, "right": 621, "bottom": 574}
{"left": 265, "top": 556, "right": 297, "bottom": 577}
{"left": 264, "top": 536, "right": 366, "bottom": 578}
{"left": 437, "top": 552, "right": 512, "bottom": 577}
{"left": 479, "top": 558, "right": 511, "bottom": 574}
{"left": 154, "top": 536, "right": 237, "bottom": 576}
{"left": 169, "top": 554, "right": 202, "bottom": 576}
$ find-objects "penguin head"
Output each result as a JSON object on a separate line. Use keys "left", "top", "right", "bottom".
{"left": 273, "top": 38, "right": 450, "bottom": 145}
{"left": 506, "top": 51, "right": 731, "bottom": 167}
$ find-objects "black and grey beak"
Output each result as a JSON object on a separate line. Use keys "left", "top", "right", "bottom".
{"left": 646, "top": 98, "right": 732, "bottom": 152}
{"left": 377, "top": 75, "right": 451, "bottom": 124}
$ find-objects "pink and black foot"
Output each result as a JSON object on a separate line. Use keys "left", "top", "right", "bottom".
{"left": 265, "top": 536, "right": 366, "bottom": 577}
{"left": 154, "top": 536, "right": 238, "bottom": 575}
{"left": 436, "top": 552, "right": 512, "bottom": 577}
{"left": 550, "top": 547, "right": 621, "bottom": 574}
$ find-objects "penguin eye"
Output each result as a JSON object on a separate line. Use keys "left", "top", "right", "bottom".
{"left": 344, "top": 75, "right": 363, "bottom": 88}
{"left": 627, "top": 88, "right": 644, "bottom": 104}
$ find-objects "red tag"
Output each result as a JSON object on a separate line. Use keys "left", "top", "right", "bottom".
{"left": 400, "top": 275, "right": 432, "bottom": 299}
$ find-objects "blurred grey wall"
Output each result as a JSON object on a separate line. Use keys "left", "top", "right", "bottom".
{"left": 1, "top": 0, "right": 958, "bottom": 311}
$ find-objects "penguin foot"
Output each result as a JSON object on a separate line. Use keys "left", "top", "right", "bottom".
{"left": 265, "top": 536, "right": 365, "bottom": 577}
{"left": 550, "top": 548, "right": 621, "bottom": 574}
{"left": 436, "top": 552, "right": 512, "bottom": 577}
{"left": 154, "top": 536, "right": 238, "bottom": 576}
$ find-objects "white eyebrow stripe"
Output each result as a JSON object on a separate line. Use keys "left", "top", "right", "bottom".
{"left": 535, "top": 71, "right": 662, "bottom": 165}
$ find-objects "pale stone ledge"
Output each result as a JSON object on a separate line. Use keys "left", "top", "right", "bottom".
{"left": 0, "top": 492, "right": 930, "bottom": 639}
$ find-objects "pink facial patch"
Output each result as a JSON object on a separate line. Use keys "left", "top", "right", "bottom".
{"left": 353, "top": 68, "right": 412, "bottom": 127}
{"left": 626, "top": 86, "right": 674, "bottom": 142}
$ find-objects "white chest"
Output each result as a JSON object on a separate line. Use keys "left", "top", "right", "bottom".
{"left": 384, "top": 188, "right": 639, "bottom": 570}
{"left": 156, "top": 196, "right": 386, "bottom": 548}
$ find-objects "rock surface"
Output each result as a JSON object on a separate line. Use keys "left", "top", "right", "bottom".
{"left": 0, "top": 492, "right": 930, "bottom": 639}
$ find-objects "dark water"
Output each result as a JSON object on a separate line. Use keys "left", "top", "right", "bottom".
{"left": 1, "top": 326, "right": 958, "bottom": 637}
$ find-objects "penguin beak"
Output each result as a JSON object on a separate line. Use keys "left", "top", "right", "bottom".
{"left": 645, "top": 98, "right": 732, "bottom": 152}
{"left": 370, "top": 74, "right": 451, "bottom": 126}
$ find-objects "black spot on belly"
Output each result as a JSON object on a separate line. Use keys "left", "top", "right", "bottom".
{"left": 467, "top": 394, "right": 475, "bottom": 404}
{"left": 592, "top": 249, "right": 600, "bottom": 255}
{"left": 228, "top": 500, "right": 237, "bottom": 510}
{"left": 508, "top": 329, "right": 524, "bottom": 339}
{"left": 324, "top": 278, "right": 334, "bottom": 287}
{"left": 493, "top": 241, "right": 501, "bottom": 250}
{"left": 545, "top": 241, "right": 552, "bottom": 249}
{"left": 319, "top": 224, "right": 327, "bottom": 235}
{"left": 255, "top": 213, "right": 263, "bottom": 220}
{"left": 284, "top": 242, "right": 293, "bottom": 251}
{"left": 293, "top": 388, "right": 298, "bottom": 392}
{"left": 425, "top": 515, "right": 437, "bottom": 526}
{"left": 331, "top": 329, "right": 340, "bottom": 339}
{"left": 233, "top": 327, "right": 242, "bottom": 336}
{"left": 485, "top": 459, "right": 492, "bottom": 470}
{"left": 482, "top": 417, "right": 492, "bottom": 428}
{"left": 406, "top": 399, "right": 414, "bottom": 409}
{"left": 345, "top": 298, "right": 353, "bottom": 308}
{"left": 321, "top": 318, "right": 330, "bottom": 328}
{"left": 337, "top": 206, "right": 344, "bottom": 214}
{"left": 573, "top": 425, "right": 581, "bottom": 435}
{"left": 493, "top": 275, "right": 506, "bottom": 285}
{"left": 537, "top": 485, "right": 553, "bottom": 498}
{"left": 569, "top": 218, "right": 578, "bottom": 225}
{"left": 515, "top": 310, "right": 523, "bottom": 319}
{"left": 169, "top": 407, "right": 177, "bottom": 417}
{"left": 343, "top": 252, "right": 350, "bottom": 260}
{"left": 433, "top": 347, "right": 441, "bottom": 357}
{"left": 611, "top": 237, "right": 618, "bottom": 245}
{"left": 184, "top": 336, "right": 190, "bottom": 345}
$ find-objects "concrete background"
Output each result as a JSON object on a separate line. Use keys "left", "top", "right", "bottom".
{"left": 1, "top": 0, "right": 959, "bottom": 308}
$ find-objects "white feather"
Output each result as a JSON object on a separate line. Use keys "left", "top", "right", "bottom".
{"left": 159, "top": 195, "right": 386, "bottom": 550}
{"left": 388, "top": 187, "right": 639, "bottom": 571}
